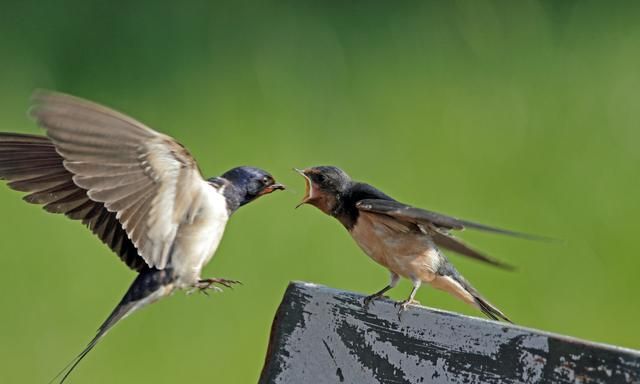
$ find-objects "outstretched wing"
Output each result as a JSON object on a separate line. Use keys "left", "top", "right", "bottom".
{"left": 429, "top": 229, "right": 514, "bottom": 270}
{"left": 0, "top": 133, "right": 145, "bottom": 271}
{"left": 356, "top": 199, "right": 544, "bottom": 239}
{"left": 355, "top": 198, "right": 542, "bottom": 269}
{"left": 28, "top": 90, "right": 207, "bottom": 270}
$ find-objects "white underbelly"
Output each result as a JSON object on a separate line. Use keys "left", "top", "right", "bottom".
{"left": 171, "top": 185, "right": 229, "bottom": 286}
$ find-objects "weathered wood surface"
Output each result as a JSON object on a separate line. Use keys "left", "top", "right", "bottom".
{"left": 260, "top": 282, "right": 640, "bottom": 384}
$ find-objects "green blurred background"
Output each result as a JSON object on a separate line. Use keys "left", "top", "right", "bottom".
{"left": 1, "top": 1, "right": 639, "bottom": 382}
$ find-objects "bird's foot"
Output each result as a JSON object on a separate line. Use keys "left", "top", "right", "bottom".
{"left": 363, "top": 294, "right": 388, "bottom": 310}
{"left": 395, "top": 299, "right": 421, "bottom": 320}
{"left": 194, "top": 278, "right": 242, "bottom": 296}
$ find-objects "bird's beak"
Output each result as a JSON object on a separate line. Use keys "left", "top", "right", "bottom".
{"left": 258, "top": 182, "right": 286, "bottom": 196}
{"left": 294, "top": 168, "right": 312, "bottom": 208}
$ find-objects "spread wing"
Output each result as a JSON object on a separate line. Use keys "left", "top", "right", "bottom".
{"left": 0, "top": 133, "right": 145, "bottom": 271}
{"left": 355, "top": 198, "right": 543, "bottom": 269}
{"left": 429, "top": 229, "right": 514, "bottom": 270}
{"left": 355, "top": 199, "right": 544, "bottom": 239}
{"left": 25, "top": 90, "right": 207, "bottom": 270}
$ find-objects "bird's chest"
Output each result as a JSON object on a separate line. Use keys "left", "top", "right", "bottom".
{"left": 349, "top": 212, "right": 441, "bottom": 279}
{"left": 172, "top": 187, "right": 229, "bottom": 284}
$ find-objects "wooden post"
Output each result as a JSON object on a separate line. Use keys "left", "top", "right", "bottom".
{"left": 260, "top": 282, "right": 640, "bottom": 384}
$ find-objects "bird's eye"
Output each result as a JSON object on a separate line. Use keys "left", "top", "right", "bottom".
{"left": 262, "top": 176, "right": 270, "bottom": 185}
{"left": 316, "top": 174, "right": 327, "bottom": 183}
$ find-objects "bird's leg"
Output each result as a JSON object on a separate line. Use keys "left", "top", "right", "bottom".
{"left": 396, "top": 279, "right": 422, "bottom": 320}
{"left": 363, "top": 272, "right": 400, "bottom": 309}
{"left": 195, "top": 278, "right": 242, "bottom": 295}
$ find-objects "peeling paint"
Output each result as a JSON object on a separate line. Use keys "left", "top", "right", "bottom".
{"left": 260, "top": 282, "right": 640, "bottom": 384}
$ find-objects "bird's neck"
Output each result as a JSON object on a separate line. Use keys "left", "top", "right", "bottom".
{"left": 332, "top": 192, "right": 359, "bottom": 230}
{"left": 209, "top": 177, "right": 243, "bottom": 214}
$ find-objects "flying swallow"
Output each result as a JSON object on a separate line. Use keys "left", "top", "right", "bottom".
{"left": 295, "top": 166, "right": 547, "bottom": 322}
{"left": 0, "top": 91, "right": 284, "bottom": 382}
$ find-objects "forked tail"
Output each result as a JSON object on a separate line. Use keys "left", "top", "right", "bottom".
{"left": 437, "top": 262, "right": 513, "bottom": 323}
{"left": 471, "top": 292, "right": 512, "bottom": 323}
{"left": 50, "top": 268, "right": 176, "bottom": 384}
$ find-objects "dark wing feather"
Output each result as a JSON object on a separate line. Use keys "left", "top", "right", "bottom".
{"left": 356, "top": 198, "right": 548, "bottom": 240}
{"left": 30, "top": 90, "right": 205, "bottom": 270}
{"left": 354, "top": 198, "right": 542, "bottom": 269}
{"left": 0, "top": 133, "right": 145, "bottom": 271}
{"left": 430, "top": 230, "right": 514, "bottom": 270}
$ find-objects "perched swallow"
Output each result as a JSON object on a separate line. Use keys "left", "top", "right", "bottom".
{"left": 296, "top": 166, "right": 545, "bottom": 322}
{"left": 0, "top": 91, "right": 284, "bottom": 383}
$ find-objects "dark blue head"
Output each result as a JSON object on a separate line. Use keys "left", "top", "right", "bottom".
{"left": 217, "top": 166, "right": 285, "bottom": 211}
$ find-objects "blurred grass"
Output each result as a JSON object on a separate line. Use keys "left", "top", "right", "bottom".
{"left": 1, "top": 1, "right": 640, "bottom": 382}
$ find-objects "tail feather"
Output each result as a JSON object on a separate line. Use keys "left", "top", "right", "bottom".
{"left": 50, "top": 268, "right": 175, "bottom": 384}
{"left": 437, "top": 262, "right": 512, "bottom": 323}
{"left": 473, "top": 294, "right": 512, "bottom": 323}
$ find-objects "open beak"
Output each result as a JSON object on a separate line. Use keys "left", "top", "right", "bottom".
{"left": 258, "top": 182, "right": 286, "bottom": 196}
{"left": 294, "top": 168, "right": 312, "bottom": 208}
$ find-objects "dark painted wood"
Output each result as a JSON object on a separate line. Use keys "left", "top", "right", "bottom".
{"left": 260, "top": 282, "right": 640, "bottom": 384}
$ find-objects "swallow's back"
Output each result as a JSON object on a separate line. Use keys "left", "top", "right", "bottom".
{"left": 334, "top": 182, "right": 395, "bottom": 229}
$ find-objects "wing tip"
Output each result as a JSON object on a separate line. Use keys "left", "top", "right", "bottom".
{"left": 492, "top": 260, "right": 517, "bottom": 271}
{"left": 461, "top": 220, "right": 562, "bottom": 244}
{"left": 28, "top": 89, "right": 58, "bottom": 122}
{"left": 31, "top": 89, "right": 76, "bottom": 104}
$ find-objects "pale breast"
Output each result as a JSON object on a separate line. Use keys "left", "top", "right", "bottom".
{"left": 349, "top": 212, "right": 442, "bottom": 281}
{"left": 171, "top": 181, "right": 229, "bottom": 286}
